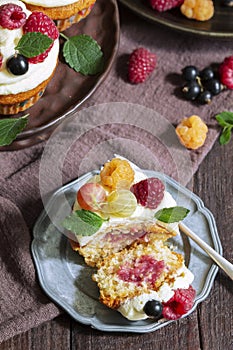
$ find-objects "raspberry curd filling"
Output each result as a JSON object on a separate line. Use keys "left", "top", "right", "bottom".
{"left": 0, "top": 0, "right": 59, "bottom": 95}
{"left": 117, "top": 256, "right": 166, "bottom": 286}
{"left": 22, "top": 0, "right": 82, "bottom": 7}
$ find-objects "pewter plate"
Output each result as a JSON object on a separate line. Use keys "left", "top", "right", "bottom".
{"left": 32, "top": 170, "right": 222, "bottom": 333}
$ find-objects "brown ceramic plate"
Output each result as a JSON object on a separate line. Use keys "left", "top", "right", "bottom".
{"left": 1, "top": 0, "right": 119, "bottom": 150}
{"left": 119, "top": 0, "right": 233, "bottom": 38}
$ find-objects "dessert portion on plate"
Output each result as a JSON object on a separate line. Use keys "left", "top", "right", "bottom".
{"left": 0, "top": 0, "right": 59, "bottom": 114}
{"left": 22, "top": 0, "right": 96, "bottom": 31}
{"left": 63, "top": 157, "right": 196, "bottom": 322}
{"left": 93, "top": 231, "right": 195, "bottom": 321}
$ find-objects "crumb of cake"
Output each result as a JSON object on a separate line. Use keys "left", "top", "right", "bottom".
{"left": 92, "top": 235, "right": 184, "bottom": 309}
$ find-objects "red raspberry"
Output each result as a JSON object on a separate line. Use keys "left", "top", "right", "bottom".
{"left": 219, "top": 56, "right": 233, "bottom": 90}
{"left": 0, "top": 55, "right": 3, "bottom": 69}
{"left": 149, "top": 0, "right": 184, "bottom": 12}
{"left": 128, "top": 48, "right": 156, "bottom": 84}
{"left": 130, "top": 178, "right": 165, "bottom": 209}
{"left": 23, "top": 12, "right": 59, "bottom": 64}
{"left": 162, "top": 285, "right": 196, "bottom": 320}
{"left": 0, "top": 4, "right": 26, "bottom": 29}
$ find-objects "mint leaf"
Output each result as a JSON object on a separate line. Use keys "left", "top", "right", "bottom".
{"left": 62, "top": 209, "right": 106, "bottom": 236}
{"left": 216, "top": 111, "right": 233, "bottom": 126}
{"left": 0, "top": 115, "right": 28, "bottom": 146}
{"left": 219, "top": 126, "right": 232, "bottom": 145}
{"left": 154, "top": 206, "right": 190, "bottom": 223}
{"left": 63, "top": 34, "right": 104, "bottom": 75}
{"left": 15, "top": 32, "right": 53, "bottom": 58}
{"left": 216, "top": 111, "right": 233, "bottom": 145}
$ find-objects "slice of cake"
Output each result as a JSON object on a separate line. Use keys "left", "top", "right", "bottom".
{"left": 70, "top": 221, "right": 176, "bottom": 267}
{"left": 93, "top": 232, "right": 195, "bottom": 321}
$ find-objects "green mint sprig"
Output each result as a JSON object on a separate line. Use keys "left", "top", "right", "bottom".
{"left": 15, "top": 32, "right": 53, "bottom": 58}
{"left": 61, "top": 33, "right": 104, "bottom": 75}
{"left": 0, "top": 115, "right": 28, "bottom": 146}
{"left": 215, "top": 111, "right": 233, "bottom": 145}
{"left": 154, "top": 206, "right": 190, "bottom": 223}
{"left": 62, "top": 209, "right": 108, "bottom": 237}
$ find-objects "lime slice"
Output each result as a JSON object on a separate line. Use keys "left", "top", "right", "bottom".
{"left": 103, "top": 190, "right": 137, "bottom": 217}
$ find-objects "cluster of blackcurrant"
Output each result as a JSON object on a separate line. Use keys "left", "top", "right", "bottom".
{"left": 181, "top": 65, "right": 225, "bottom": 104}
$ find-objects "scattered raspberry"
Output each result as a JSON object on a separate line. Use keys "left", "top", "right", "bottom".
{"left": 130, "top": 178, "right": 165, "bottom": 209}
{"left": 176, "top": 115, "right": 208, "bottom": 150}
{"left": 23, "top": 11, "right": 59, "bottom": 64}
{"left": 0, "top": 54, "right": 3, "bottom": 69}
{"left": 181, "top": 0, "right": 214, "bottom": 21}
{"left": 149, "top": 0, "right": 184, "bottom": 12}
{"left": 0, "top": 4, "right": 26, "bottom": 29}
{"left": 162, "top": 285, "right": 196, "bottom": 320}
{"left": 219, "top": 56, "right": 233, "bottom": 90}
{"left": 128, "top": 48, "right": 156, "bottom": 84}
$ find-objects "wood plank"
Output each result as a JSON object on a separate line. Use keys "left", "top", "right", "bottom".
{"left": 71, "top": 313, "right": 201, "bottom": 350}
{"left": 193, "top": 138, "right": 233, "bottom": 350}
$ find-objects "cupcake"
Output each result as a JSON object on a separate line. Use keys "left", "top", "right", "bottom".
{"left": 22, "top": 0, "right": 97, "bottom": 31}
{"left": 0, "top": 0, "right": 59, "bottom": 115}
{"left": 93, "top": 233, "right": 195, "bottom": 321}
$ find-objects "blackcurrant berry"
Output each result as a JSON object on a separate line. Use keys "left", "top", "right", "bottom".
{"left": 7, "top": 54, "right": 28, "bottom": 75}
{"left": 182, "top": 81, "right": 201, "bottom": 100}
{"left": 143, "top": 300, "right": 163, "bottom": 319}
{"left": 182, "top": 66, "right": 199, "bottom": 81}
{"left": 200, "top": 67, "right": 214, "bottom": 81}
{"left": 198, "top": 90, "right": 213, "bottom": 104}
{"left": 204, "top": 79, "right": 222, "bottom": 95}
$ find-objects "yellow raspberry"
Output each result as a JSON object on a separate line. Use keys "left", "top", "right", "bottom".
{"left": 100, "top": 158, "right": 134, "bottom": 191}
{"left": 176, "top": 115, "right": 208, "bottom": 150}
{"left": 181, "top": 0, "right": 214, "bottom": 21}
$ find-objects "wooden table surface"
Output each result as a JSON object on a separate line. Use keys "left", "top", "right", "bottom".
{"left": 0, "top": 136, "right": 232, "bottom": 349}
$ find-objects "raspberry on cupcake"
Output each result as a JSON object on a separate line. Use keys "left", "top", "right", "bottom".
{"left": 0, "top": 0, "right": 59, "bottom": 115}
{"left": 22, "top": 0, "right": 97, "bottom": 31}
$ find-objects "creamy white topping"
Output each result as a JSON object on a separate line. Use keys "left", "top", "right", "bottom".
{"left": 0, "top": 0, "right": 59, "bottom": 95}
{"left": 22, "top": 0, "right": 79, "bottom": 7}
{"left": 118, "top": 265, "right": 194, "bottom": 321}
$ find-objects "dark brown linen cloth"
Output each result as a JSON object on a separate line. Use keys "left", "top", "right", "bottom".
{"left": 1, "top": 6, "right": 233, "bottom": 343}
